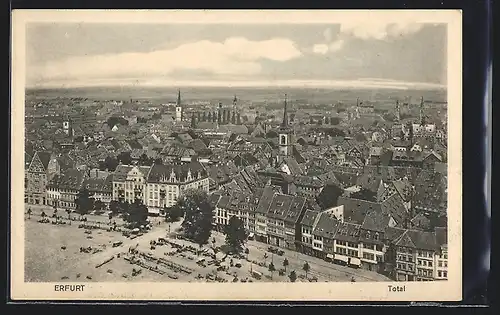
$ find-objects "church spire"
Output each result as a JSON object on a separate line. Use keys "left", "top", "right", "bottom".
{"left": 177, "top": 89, "right": 182, "bottom": 107}
{"left": 281, "top": 94, "right": 288, "bottom": 127}
{"left": 395, "top": 99, "right": 401, "bottom": 122}
{"left": 419, "top": 96, "right": 424, "bottom": 125}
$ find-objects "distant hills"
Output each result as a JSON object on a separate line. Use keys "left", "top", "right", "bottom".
{"left": 26, "top": 85, "right": 447, "bottom": 105}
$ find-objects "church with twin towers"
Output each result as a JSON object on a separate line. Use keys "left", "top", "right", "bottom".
{"left": 174, "top": 90, "right": 243, "bottom": 127}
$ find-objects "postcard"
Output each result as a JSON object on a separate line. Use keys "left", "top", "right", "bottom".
{"left": 11, "top": 9, "right": 462, "bottom": 301}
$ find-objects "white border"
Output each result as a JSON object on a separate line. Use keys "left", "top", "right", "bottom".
{"left": 10, "top": 9, "right": 462, "bottom": 301}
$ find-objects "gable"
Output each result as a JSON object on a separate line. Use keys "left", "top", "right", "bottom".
{"left": 28, "top": 153, "right": 46, "bottom": 173}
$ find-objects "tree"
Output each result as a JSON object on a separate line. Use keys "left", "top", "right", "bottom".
{"left": 268, "top": 262, "right": 276, "bottom": 280}
{"left": 237, "top": 113, "right": 241, "bottom": 125}
{"left": 330, "top": 117, "right": 340, "bottom": 125}
{"left": 165, "top": 204, "right": 184, "bottom": 222}
{"left": 138, "top": 153, "right": 152, "bottom": 166}
{"left": 124, "top": 199, "right": 149, "bottom": 228}
{"left": 223, "top": 216, "right": 247, "bottom": 253}
{"left": 202, "top": 112, "right": 207, "bottom": 122}
{"left": 324, "top": 117, "right": 329, "bottom": 125}
{"left": 283, "top": 258, "right": 289, "bottom": 272}
{"left": 94, "top": 200, "right": 105, "bottom": 213}
{"left": 41, "top": 211, "right": 47, "bottom": 220}
{"left": 100, "top": 156, "right": 119, "bottom": 171}
{"left": 66, "top": 208, "right": 72, "bottom": 220}
{"left": 109, "top": 200, "right": 121, "bottom": 216}
{"left": 289, "top": 270, "right": 297, "bottom": 282}
{"left": 350, "top": 187, "right": 377, "bottom": 202}
{"left": 26, "top": 208, "right": 32, "bottom": 219}
{"left": 309, "top": 117, "right": 314, "bottom": 124}
{"left": 212, "top": 112, "right": 217, "bottom": 123}
{"left": 231, "top": 111, "right": 236, "bottom": 124}
{"left": 191, "top": 113, "right": 197, "bottom": 129}
{"left": 75, "top": 188, "right": 94, "bottom": 218}
{"left": 178, "top": 189, "right": 214, "bottom": 249}
{"left": 316, "top": 183, "right": 343, "bottom": 209}
{"left": 302, "top": 262, "right": 310, "bottom": 278}
{"left": 207, "top": 112, "right": 212, "bottom": 122}
{"left": 117, "top": 151, "right": 132, "bottom": 165}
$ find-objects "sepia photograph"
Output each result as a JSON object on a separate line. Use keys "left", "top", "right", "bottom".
{"left": 10, "top": 10, "right": 462, "bottom": 301}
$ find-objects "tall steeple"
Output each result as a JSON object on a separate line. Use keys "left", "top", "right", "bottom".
{"left": 419, "top": 96, "right": 424, "bottom": 125}
{"left": 355, "top": 97, "right": 360, "bottom": 119}
{"left": 175, "top": 89, "right": 183, "bottom": 123}
{"left": 395, "top": 100, "right": 401, "bottom": 122}
{"left": 279, "top": 94, "right": 292, "bottom": 158}
{"left": 177, "top": 89, "right": 181, "bottom": 106}
{"left": 281, "top": 94, "right": 288, "bottom": 128}
{"left": 233, "top": 95, "right": 238, "bottom": 111}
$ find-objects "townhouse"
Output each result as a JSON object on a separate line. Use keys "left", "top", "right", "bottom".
{"left": 46, "top": 169, "right": 86, "bottom": 209}
{"left": 145, "top": 162, "right": 209, "bottom": 214}
{"left": 25, "top": 151, "right": 60, "bottom": 205}
{"left": 112, "top": 165, "right": 151, "bottom": 204}
{"left": 82, "top": 175, "right": 113, "bottom": 207}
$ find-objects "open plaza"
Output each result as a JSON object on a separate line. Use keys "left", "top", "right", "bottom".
{"left": 24, "top": 204, "right": 390, "bottom": 283}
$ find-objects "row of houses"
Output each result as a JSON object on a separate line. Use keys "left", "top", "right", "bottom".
{"left": 210, "top": 186, "right": 448, "bottom": 281}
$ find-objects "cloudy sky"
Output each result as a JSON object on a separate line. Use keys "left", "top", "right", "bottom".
{"left": 26, "top": 22, "right": 447, "bottom": 89}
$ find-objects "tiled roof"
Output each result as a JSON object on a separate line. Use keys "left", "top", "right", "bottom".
{"left": 334, "top": 222, "right": 362, "bottom": 243}
{"left": 255, "top": 186, "right": 276, "bottom": 215}
{"left": 47, "top": 168, "right": 85, "bottom": 191}
{"left": 313, "top": 212, "right": 340, "bottom": 239}
{"left": 147, "top": 162, "right": 206, "bottom": 183}
{"left": 361, "top": 210, "right": 391, "bottom": 233}
{"left": 300, "top": 209, "right": 320, "bottom": 227}
{"left": 36, "top": 151, "right": 52, "bottom": 169}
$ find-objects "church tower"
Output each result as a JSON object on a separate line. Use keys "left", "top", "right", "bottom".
{"left": 355, "top": 97, "right": 360, "bottom": 119}
{"left": 395, "top": 100, "right": 401, "bottom": 122}
{"left": 233, "top": 95, "right": 238, "bottom": 111}
{"left": 63, "top": 116, "right": 73, "bottom": 137}
{"left": 419, "top": 96, "right": 425, "bottom": 125}
{"left": 175, "top": 90, "right": 183, "bottom": 123}
{"left": 279, "top": 94, "right": 293, "bottom": 157}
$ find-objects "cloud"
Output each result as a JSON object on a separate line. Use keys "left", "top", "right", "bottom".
{"left": 328, "top": 39, "right": 345, "bottom": 52}
{"left": 29, "top": 37, "right": 302, "bottom": 83}
{"left": 312, "top": 44, "right": 329, "bottom": 55}
{"left": 339, "top": 20, "right": 425, "bottom": 40}
{"left": 31, "top": 78, "right": 446, "bottom": 90}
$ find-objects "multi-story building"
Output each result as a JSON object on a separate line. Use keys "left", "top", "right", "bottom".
{"left": 25, "top": 151, "right": 60, "bottom": 205}
{"left": 389, "top": 229, "right": 439, "bottom": 281}
{"left": 254, "top": 187, "right": 275, "bottom": 243}
{"left": 46, "top": 169, "right": 86, "bottom": 209}
{"left": 434, "top": 226, "right": 448, "bottom": 280}
{"left": 298, "top": 209, "right": 320, "bottom": 256}
{"left": 144, "top": 161, "right": 209, "bottom": 214}
{"left": 263, "top": 193, "right": 308, "bottom": 249}
{"left": 112, "top": 165, "right": 151, "bottom": 204}
{"left": 82, "top": 175, "right": 113, "bottom": 207}
{"left": 333, "top": 222, "right": 362, "bottom": 268}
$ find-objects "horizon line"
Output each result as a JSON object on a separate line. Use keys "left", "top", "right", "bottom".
{"left": 26, "top": 79, "right": 447, "bottom": 91}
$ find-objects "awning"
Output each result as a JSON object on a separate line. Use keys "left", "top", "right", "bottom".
{"left": 326, "top": 254, "right": 334, "bottom": 259}
{"left": 335, "top": 254, "right": 349, "bottom": 263}
{"left": 350, "top": 257, "right": 362, "bottom": 266}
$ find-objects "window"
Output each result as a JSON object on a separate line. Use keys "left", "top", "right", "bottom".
{"left": 438, "top": 261, "right": 442, "bottom": 267}
{"left": 428, "top": 261, "right": 433, "bottom": 267}
{"left": 444, "top": 262, "right": 448, "bottom": 267}
{"left": 443, "top": 271, "right": 447, "bottom": 278}
{"left": 418, "top": 260, "right": 422, "bottom": 265}
{"left": 438, "top": 271, "right": 442, "bottom": 277}
{"left": 408, "top": 265, "right": 413, "bottom": 271}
